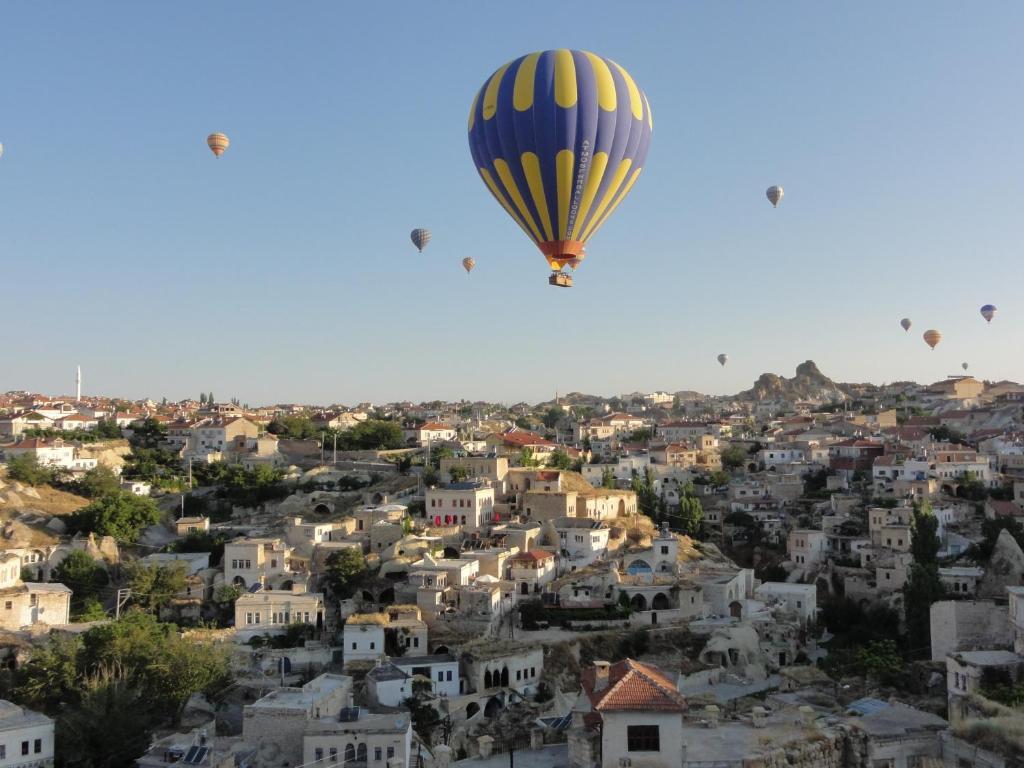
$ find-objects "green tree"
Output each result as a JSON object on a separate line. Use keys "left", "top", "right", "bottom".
{"left": 324, "top": 549, "right": 368, "bottom": 599}
{"left": 601, "top": 467, "right": 617, "bottom": 489}
{"left": 5, "top": 454, "right": 55, "bottom": 486}
{"left": 69, "top": 492, "right": 162, "bottom": 543}
{"left": 122, "top": 561, "right": 188, "bottom": 614}
{"left": 94, "top": 419, "right": 123, "bottom": 439}
{"left": 903, "top": 563, "right": 946, "bottom": 655}
{"left": 630, "top": 467, "right": 659, "bottom": 519}
{"left": 910, "top": 500, "right": 940, "bottom": 566}
{"left": 52, "top": 551, "right": 110, "bottom": 618}
{"left": 448, "top": 465, "right": 470, "bottom": 483}
{"left": 709, "top": 470, "right": 731, "bottom": 487}
{"left": 518, "top": 447, "right": 539, "bottom": 468}
{"left": 854, "top": 639, "right": 904, "bottom": 685}
{"left": 548, "top": 449, "right": 573, "bottom": 470}
{"left": 542, "top": 407, "right": 562, "bottom": 430}
{"left": 58, "top": 672, "right": 156, "bottom": 768}
{"left": 337, "top": 420, "right": 404, "bottom": 450}
{"left": 76, "top": 465, "right": 122, "bottom": 499}
{"left": 720, "top": 445, "right": 748, "bottom": 471}
{"left": 676, "top": 484, "right": 704, "bottom": 537}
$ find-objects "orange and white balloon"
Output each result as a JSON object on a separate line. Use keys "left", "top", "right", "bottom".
{"left": 207, "top": 133, "right": 230, "bottom": 158}
{"left": 923, "top": 329, "right": 942, "bottom": 350}
{"left": 462, "top": 257, "right": 476, "bottom": 274}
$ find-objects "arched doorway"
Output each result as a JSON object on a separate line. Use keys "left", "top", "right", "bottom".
{"left": 466, "top": 702, "right": 480, "bottom": 718}
{"left": 379, "top": 587, "right": 395, "bottom": 604}
{"left": 484, "top": 697, "right": 502, "bottom": 718}
{"left": 484, "top": 670, "right": 493, "bottom": 688}
{"left": 279, "top": 580, "right": 294, "bottom": 591}
{"left": 356, "top": 745, "right": 366, "bottom": 762}
{"left": 626, "top": 559, "right": 652, "bottom": 576}
{"left": 652, "top": 593, "right": 670, "bottom": 610}
{"left": 344, "top": 745, "right": 355, "bottom": 762}
{"left": 313, "top": 503, "right": 331, "bottom": 515}
{"left": 630, "top": 593, "right": 647, "bottom": 611}
{"left": 729, "top": 600, "right": 743, "bottom": 618}
{"left": 520, "top": 582, "right": 529, "bottom": 595}
{"left": 500, "top": 667, "right": 509, "bottom": 687}
{"left": 233, "top": 576, "right": 246, "bottom": 588}
{"left": 434, "top": 645, "right": 450, "bottom": 655}
{"left": 443, "top": 546, "right": 460, "bottom": 559}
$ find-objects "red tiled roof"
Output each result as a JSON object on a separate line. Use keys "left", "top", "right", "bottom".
{"left": 987, "top": 500, "right": 1023, "bottom": 518}
{"left": 582, "top": 659, "right": 687, "bottom": 713}
{"left": 419, "top": 422, "right": 453, "bottom": 431}
{"left": 499, "top": 429, "right": 555, "bottom": 448}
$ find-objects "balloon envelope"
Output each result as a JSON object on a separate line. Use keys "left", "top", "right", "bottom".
{"left": 0, "top": 142, "right": 4, "bottom": 160}
{"left": 468, "top": 50, "right": 653, "bottom": 279}
{"left": 766, "top": 185, "right": 784, "bottom": 207}
{"left": 923, "top": 329, "right": 942, "bottom": 350}
{"left": 962, "top": 362, "right": 969, "bottom": 371}
{"left": 462, "top": 257, "right": 476, "bottom": 273}
{"left": 717, "top": 354, "right": 728, "bottom": 367}
{"left": 410, "top": 229, "right": 431, "bottom": 252}
{"left": 980, "top": 304, "right": 997, "bottom": 323}
{"left": 207, "top": 133, "right": 229, "bottom": 158}
{"left": 900, "top": 318, "right": 912, "bottom": 332}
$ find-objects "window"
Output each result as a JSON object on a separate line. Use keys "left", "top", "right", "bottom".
{"left": 246, "top": 612, "right": 253, "bottom": 625}
{"left": 438, "top": 671, "right": 444, "bottom": 681}
{"left": 0, "top": 745, "right": 4, "bottom": 759}
{"left": 315, "top": 749, "right": 324, "bottom": 762}
{"left": 352, "top": 642, "right": 357, "bottom": 650}
{"left": 374, "top": 747, "right": 382, "bottom": 760}
{"left": 387, "top": 747, "right": 395, "bottom": 759}
{"left": 22, "top": 741, "right": 29, "bottom": 756}
{"left": 329, "top": 748, "right": 337, "bottom": 760}
{"left": 660, "top": 546, "right": 669, "bottom": 555}
{"left": 370, "top": 642, "right": 375, "bottom": 649}
{"left": 627, "top": 725, "right": 660, "bottom": 752}
{"left": 4, "top": 601, "right": 10, "bottom": 610}
{"left": 446, "top": 670, "right": 453, "bottom": 681}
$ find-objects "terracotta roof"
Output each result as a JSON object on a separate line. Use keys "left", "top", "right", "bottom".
{"left": 510, "top": 550, "right": 554, "bottom": 563}
{"left": 419, "top": 422, "right": 454, "bottom": 431}
{"left": 498, "top": 429, "right": 555, "bottom": 448}
{"left": 987, "top": 500, "right": 1023, "bottom": 518}
{"left": 582, "top": 659, "right": 687, "bottom": 713}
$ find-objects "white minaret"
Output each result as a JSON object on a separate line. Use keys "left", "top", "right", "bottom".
{"left": 76, "top": 365, "right": 81, "bottom": 403}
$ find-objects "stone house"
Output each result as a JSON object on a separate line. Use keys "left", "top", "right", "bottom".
{"left": 303, "top": 710, "right": 412, "bottom": 768}
{"left": 462, "top": 643, "right": 544, "bottom": 697}
{"left": 0, "top": 700, "right": 55, "bottom": 768}
{"left": 0, "top": 554, "right": 71, "bottom": 630}
{"left": 233, "top": 586, "right": 324, "bottom": 642}
{"left": 570, "top": 659, "right": 688, "bottom": 768}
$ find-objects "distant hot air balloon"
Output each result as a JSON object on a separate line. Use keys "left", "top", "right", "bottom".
{"left": 410, "top": 229, "right": 431, "bottom": 253}
{"left": 0, "top": 142, "right": 4, "bottom": 161}
{"left": 717, "top": 354, "right": 728, "bottom": 367}
{"left": 766, "top": 185, "right": 784, "bottom": 208}
{"left": 900, "top": 318, "right": 912, "bottom": 332}
{"left": 923, "top": 329, "right": 942, "bottom": 350}
{"left": 980, "top": 304, "right": 997, "bottom": 323}
{"left": 468, "top": 49, "right": 653, "bottom": 287}
{"left": 962, "top": 362, "right": 969, "bottom": 371}
{"left": 207, "top": 133, "right": 229, "bottom": 158}
{"left": 462, "top": 257, "right": 476, "bottom": 274}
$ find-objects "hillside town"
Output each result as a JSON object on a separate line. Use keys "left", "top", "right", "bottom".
{"left": 0, "top": 362, "right": 1021, "bottom": 767}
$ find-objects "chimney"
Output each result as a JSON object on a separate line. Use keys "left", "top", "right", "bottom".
{"left": 593, "top": 660, "right": 611, "bottom": 691}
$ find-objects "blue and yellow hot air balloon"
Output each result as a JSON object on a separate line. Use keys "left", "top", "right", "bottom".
{"left": 468, "top": 50, "right": 653, "bottom": 287}
{"left": 980, "top": 304, "right": 997, "bottom": 323}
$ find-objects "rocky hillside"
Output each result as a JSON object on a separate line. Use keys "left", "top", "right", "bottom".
{"left": 736, "top": 360, "right": 852, "bottom": 402}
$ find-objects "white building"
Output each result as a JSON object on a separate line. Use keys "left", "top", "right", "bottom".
{"left": 787, "top": 529, "right": 828, "bottom": 567}
{"left": 425, "top": 482, "right": 494, "bottom": 530}
{"left": 233, "top": 587, "right": 324, "bottom": 642}
{"left": 552, "top": 518, "right": 610, "bottom": 570}
{"left": 0, "top": 700, "right": 55, "bottom": 768}
{"left": 303, "top": 710, "right": 412, "bottom": 768}
{"left": 343, "top": 620, "right": 386, "bottom": 663}
{"left": 754, "top": 582, "right": 817, "bottom": 624}
{"left": 366, "top": 654, "right": 460, "bottom": 706}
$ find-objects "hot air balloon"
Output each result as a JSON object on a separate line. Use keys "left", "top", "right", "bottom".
{"left": 468, "top": 50, "right": 653, "bottom": 288}
{"left": 923, "top": 329, "right": 942, "bottom": 350}
{"left": 207, "top": 133, "right": 229, "bottom": 158}
{"left": 962, "top": 362, "right": 969, "bottom": 371}
{"left": 717, "top": 354, "right": 728, "bottom": 367}
{"left": 766, "top": 186, "right": 784, "bottom": 208}
{"left": 900, "top": 318, "right": 912, "bottom": 332}
{"left": 410, "top": 229, "right": 431, "bottom": 253}
{"left": 462, "top": 257, "right": 476, "bottom": 274}
{"left": 980, "top": 304, "right": 997, "bottom": 323}
{"left": 0, "top": 143, "right": 4, "bottom": 161}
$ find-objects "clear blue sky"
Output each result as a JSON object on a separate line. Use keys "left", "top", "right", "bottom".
{"left": 2, "top": 2, "right": 1022, "bottom": 405}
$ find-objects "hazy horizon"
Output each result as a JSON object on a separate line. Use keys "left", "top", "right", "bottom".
{"left": 2, "top": 2, "right": 1022, "bottom": 404}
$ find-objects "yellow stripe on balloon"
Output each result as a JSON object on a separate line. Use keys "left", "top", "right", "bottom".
{"left": 610, "top": 60, "right": 643, "bottom": 120}
{"left": 578, "top": 158, "right": 632, "bottom": 241}
{"left": 479, "top": 168, "right": 538, "bottom": 244}
{"left": 585, "top": 52, "right": 616, "bottom": 111}
{"left": 571, "top": 151, "right": 609, "bottom": 239}
{"left": 521, "top": 152, "right": 554, "bottom": 242}
{"left": 643, "top": 92, "right": 653, "bottom": 131}
{"left": 493, "top": 158, "right": 544, "bottom": 243}
{"left": 483, "top": 62, "right": 511, "bottom": 121}
{"left": 554, "top": 49, "right": 577, "bottom": 109}
{"left": 556, "top": 149, "right": 574, "bottom": 240}
{"left": 468, "top": 88, "right": 480, "bottom": 131}
{"left": 513, "top": 52, "right": 540, "bottom": 111}
{"left": 589, "top": 166, "right": 643, "bottom": 239}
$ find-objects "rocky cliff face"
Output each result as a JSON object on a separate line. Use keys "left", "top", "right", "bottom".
{"left": 737, "top": 360, "right": 852, "bottom": 402}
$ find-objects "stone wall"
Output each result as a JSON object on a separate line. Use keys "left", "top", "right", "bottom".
{"left": 741, "top": 729, "right": 848, "bottom": 768}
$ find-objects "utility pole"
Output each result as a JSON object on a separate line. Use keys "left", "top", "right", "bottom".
{"left": 333, "top": 432, "right": 337, "bottom": 465}
{"left": 320, "top": 432, "right": 326, "bottom": 466}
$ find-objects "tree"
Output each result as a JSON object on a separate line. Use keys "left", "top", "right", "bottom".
{"left": 910, "top": 500, "right": 940, "bottom": 566}
{"left": 709, "top": 470, "right": 731, "bottom": 487}
{"left": 542, "top": 407, "right": 562, "bottom": 430}
{"left": 122, "top": 561, "right": 188, "bottom": 615}
{"left": 76, "top": 465, "right": 122, "bottom": 499}
{"left": 336, "top": 420, "right": 404, "bottom": 450}
{"left": 958, "top": 470, "right": 988, "bottom": 501}
{"left": 517, "top": 448, "right": 539, "bottom": 468}
{"left": 68, "top": 492, "right": 162, "bottom": 543}
{"left": 94, "top": 419, "right": 124, "bottom": 439}
{"left": 627, "top": 428, "right": 653, "bottom": 443}
{"left": 720, "top": 445, "right": 747, "bottom": 471}
{"left": 448, "top": 465, "right": 470, "bottom": 483}
{"left": 903, "top": 563, "right": 946, "bottom": 655}
{"left": 675, "top": 485, "right": 704, "bottom": 537}
{"left": 5, "top": 454, "right": 55, "bottom": 486}
{"left": 324, "top": 549, "right": 367, "bottom": 599}
{"left": 548, "top": 449, "right": 573, "bottom": 470}
{"left": 52, "top": 551, "right": 109, "bottom": 618}
{"left": 601, "top": 467, "right": 617, "bottom": 489}
{"left": 630, "top": 467, "right": 659, "bottom": 519}
{"left": 854, "top": 639, "right": 904, "bottom": 685}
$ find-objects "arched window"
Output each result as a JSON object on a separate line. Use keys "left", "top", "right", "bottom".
{"left": 484, "top": 670, "right": 492, "bottom": 688}
{"left": 344, "top": 745, "right": 355, "bottom": 761}
{"left": 500, "top": 667, "right": 509, "bottom": 687}
{"left": 356, "top": 744, "right": 367, "bottom": 762}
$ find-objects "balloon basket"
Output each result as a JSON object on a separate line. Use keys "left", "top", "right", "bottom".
{"left": 548, "top": 273, "right": 573, "bottom": 288}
